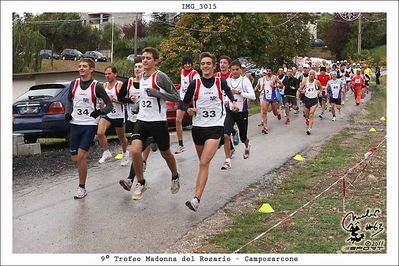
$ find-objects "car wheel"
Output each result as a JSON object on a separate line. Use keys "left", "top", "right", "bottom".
{"left": 95, "top": 58, "right": 98, "bottom": 62}
{"left": 24, "top": 137, "right": 38, "bottom": 144}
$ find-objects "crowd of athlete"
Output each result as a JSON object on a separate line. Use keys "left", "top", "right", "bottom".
{"left": 64, "top": 50, "right": 372, "bottom": 211}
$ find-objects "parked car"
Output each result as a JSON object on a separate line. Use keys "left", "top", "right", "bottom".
{"left": 165, "top": 84, "right": 192, "bottom": 128}
{"left": 127, "top": 54, "right": 137, "bottom": 61}
{"left": 310, "top": 38, "right": 324, "bottom": 48}
{"left": 39, "top": 49, "right": 60, "bottom": 60}
{"left": 12, "top": 82, "right": 143, "bottom": 143}
{"left": 13, "top": 83, "right": 71, "bottom": 143}
{"left": 82, "top": 51, "right": 108, "bottom": 62}
{"left": 60, "top": 48, "right": 83, "bottom": 61}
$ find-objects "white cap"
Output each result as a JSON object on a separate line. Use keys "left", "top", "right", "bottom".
{"left": 303, "top": 63, "right": 310, "bottom": 68}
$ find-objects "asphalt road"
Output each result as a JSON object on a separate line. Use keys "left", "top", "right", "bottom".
{"left": 13, "top": 92, "right": 370, "bottom": 253}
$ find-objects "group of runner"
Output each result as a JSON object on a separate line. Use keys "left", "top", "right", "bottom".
{"left": 64, "top": 49, "right": 371, "bottom": 212}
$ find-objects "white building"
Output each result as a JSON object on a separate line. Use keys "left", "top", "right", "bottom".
{"left": 80, "top": 12, "right": 143, "bottom": 29}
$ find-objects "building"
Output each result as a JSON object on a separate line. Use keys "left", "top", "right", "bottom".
{"left": 80, "top": 12, "right": 143, "bottom": 29}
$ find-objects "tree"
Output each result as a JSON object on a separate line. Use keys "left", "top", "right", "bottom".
{"left": 13, "top": 13, "right": 46, "bottom": 73}
{"left": 323, "top": 15, "right": 351, "bottom": 59}
{"left": 122, "top": 19, "right": 147, "bottom": 39}
{"left": 264, "top": 13, "right": 315, "bottom": 68}
{"left": 147, "top": 12, "right": 178, "bottom": 37}
{"left": 159, "top": 13, "right": 272, "bottom": 82}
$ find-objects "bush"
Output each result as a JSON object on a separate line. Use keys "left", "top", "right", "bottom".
{"left": 112, "top": 59, "right": 133, "bottom": 78}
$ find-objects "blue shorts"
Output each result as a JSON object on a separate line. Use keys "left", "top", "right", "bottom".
{"left": 263, "top": 90, "right": 278, "bottom": 104}
{"left": 102, "top": 116, "right": 125, "bottom": 128}
{"left": 69, "top": 124, "right": 97, "bottom": 155}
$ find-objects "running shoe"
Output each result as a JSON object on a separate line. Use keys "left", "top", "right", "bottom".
{"left": 74, "top": 187, "right": 87, "bottom": 199}
{"left": 332, "top": 116, "right": 336, "bottom": 121}
{"left": 243, "top": 144, "right": 251, "bottom": 159}
{"left": 294, "top": 109, "right": 298, "bottom": 115}
{"left": 261, "top": 127, "right": 269, "bottom": 134}
{"left": 132, "top": 182, "right": 147, "bottom": 200}
{"left": 285, "top": 118, "right": 290, "bottom": 125}
{"left": 230, "top": 148, "right": 235, "bottom": 158}
{"left": 277, "top": 113, "right": 282, "bottom": 120}
{"left": 305, "top": 118, "right": 309, "bottom": 126}
{"left": 119, "top": 178, "right": 133, "bottom": 191}
{"left": 171, "top": 176, "right": 180, "bottom": 194}
{"left": 319, "top": 112, "right": 324, "bottom": 119}
{"left": 121, "top": 151, "right": 129, "bottom": 166}
{"left": 306, "top": 128, "right": 311, "bottom": 135}
{"left": 98, "top": 150, "right": 112, "bottom": 164}
{"left": 185, "top": 197, "right": 200, "bottom": 212}
{"left": 221, "top": 160, "right": 231, "bottom": 170}
{"left": 258, "top": 121, "right": 264, "bottom": 127}
{"left": 342, "top": 100, "right": 345, "bottom": 105}
{"left": 233, "top": 129, "right": 239, "bottom": 146}
{"left": 174, "top": 145, "right": 185, "bottom": 154}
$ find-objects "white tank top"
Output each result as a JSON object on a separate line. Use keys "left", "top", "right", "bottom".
{"left": 263, "top": 76, "right": 275, "bottom": 100}
{"left": 305, "top": 80, "right": 318, "bottom": 99}
{"left": 137, "top": 71, "right": 167, "bottom": 122}
{"left": 180, "top": 69, "right": 200, "bottom": 100}
{"left": 71, "top": 79, "right": 99, "bottom": 126}
{"left": 192, "top": 77, "right": 225, "bottom": 127}
{"left": 328, "top": 79, "right": 342, "bottom": 99}
{"left": 104, "top": 81, "right": 124, "bottom": 119}
{"left": 227, "top": 76, "right": 250, "bottom": 112}
{"left": 126, "top": 77, "right": 140, "bottom": 123}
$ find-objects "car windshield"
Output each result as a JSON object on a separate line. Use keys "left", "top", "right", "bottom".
{"left": 73, "top": 50, "right": 83, "bottom": 55}
{"left": 15, "top": 87, "right": 64, "bottom": 102}
{"left": 93, "top": 51, "right": 104, "bottom": 56}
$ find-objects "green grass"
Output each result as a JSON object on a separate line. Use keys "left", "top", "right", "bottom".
{"left": 208, "top": 85, "right": 387, "bottom": 253}
{"left": 367, "top": 76, "right": 386, "bottom": 120}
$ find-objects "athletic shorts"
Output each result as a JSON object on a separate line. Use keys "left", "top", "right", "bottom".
{"left": 191, "top": 126, "right": 223, "bottom": 146}
{"left": 304, "top": 97, "right": 319, "bottom": 109}
{"left": 224, "top": 110, "right": 248, "bottom": 143}
{"left": 177, "top": 101, "right": 193, "bottom": 111}
{"left": 283, "top": 95, "right": 297, "bottom": 106}
{"left": 330, "top": 98, "right": 342, "bottom": 105}
{"left": 69, "top": 124, "right": 97, "bottom": 155}
{"left": 318, "top": 91, "right": 327, "bottom": 102}
{"left": 132, "top": 120, "right": 170, "bottom": 151}
{"left": 102, "top": 116, "right": 124, "bottom": 128}
{"left": 263, "top": 90, "right": 278, "bottom": 104}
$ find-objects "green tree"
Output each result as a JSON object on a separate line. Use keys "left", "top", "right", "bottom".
{"left": 265, "top": 13, "right": 316, "bottom": 68}
{"left": 13, "top": 13, "right": 46, "bottom": 73}
{"left": 159, "top": 13, "right": 272, "bottom": 82}
{"left": 33, "top": 13, "right": 101, "bottom": 53}
{"left": 147, "top": 12, "right": 177, "bottom": 37}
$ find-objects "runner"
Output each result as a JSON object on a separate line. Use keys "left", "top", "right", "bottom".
{"left": 175, "top": 55, "right": 200, "bottom": 154}
{"left": 183, "top": 52, "right": 238, "bottom": 211}
{"left": 129, "top": 47, "right": 180, "bottom": 200}
{"left": 260, "top": 67, "right": 282, "bottom": 134}
{"left": 282, "top": 67, "right": 298, "bottom": 125}
{"left": 316, "top": 66, "right": 330, "bottom": 119}
{"left": 254, "top": 69, "right": 267, "bottom": 126}
{"left": 299, "top": 70, "right": 322, "bottom": 135}
{"left": 221, "top": 60, "right": 256, "bottom": 170}
{"left": 327, "top": 71, "right": 343, "bottom": 121}
{"left": 64, "top": 58, "right": 113, "bottom": 199}
{"left": 363, "top": 64, "right": 373, "bottom": 94}
{"left": 215, "top": 55, "right": 237, "bottom": 157}
{"left": 97, "top": 66, "right": 129, "bottom": 166}
{"left": 351, "top": 68, "right": 365, "bottom": 106}
{"left": 117, "top": 56, "right": 155, "bottom": 191}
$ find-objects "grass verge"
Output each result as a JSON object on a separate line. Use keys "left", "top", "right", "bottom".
{"left": 208, "top": 84, "right": 387, "bottom": 253}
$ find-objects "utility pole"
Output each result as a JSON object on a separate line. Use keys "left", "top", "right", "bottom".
{"left": 357, "top": 14, "right": 362, "bottom": 57}
{"left": 111, "top": 16, "right": 114, "bottom": 63}
{"left": 134, "top": 13, "right": 138, "bottom": 56}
